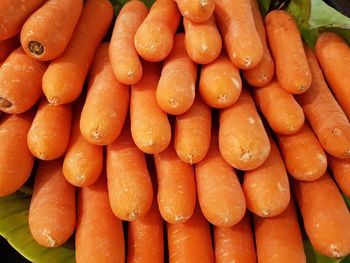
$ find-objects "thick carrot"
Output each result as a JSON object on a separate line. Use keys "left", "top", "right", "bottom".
{"left": 296, "top": 46, "right": 350, "bottom": 159}
{"left": 215, "top": 0, "right": 263, "bottom": 69}
{"left": 242, "top": 0, "right": 274, "bottom": 87}
{"left": 276, "top": 123, "right": 327, "bottom": 181}
{"left": 183, "top": 15, "right": 222, "bottom": 64}
{"left": 156, "top": 33, "right": 197, "bottom": 115}
{"left": 106, "top": 123, "right": 153, "bottom": 221}
{"left": 154, "top": 142, "right": 196, "bottom": 223}
{"left": 42, "top": 0, "right": 113, "bottom": 105}
{"left": 195, "top": 132, "right": 246, "bottom": 227}
{"left": 265, "top": 10, "right": 311, "bottom": 94}
{"left": 219, "top": 89, "right": 270, "bottom": 170}
{"left": 214, "top": 213, "right": 257, "bottom": 263}
{"left": 109, "top": 0, "right": 148, "bottom": 85}
{"left": 134, "top": 0, "right": 181, "bottom": 62}
{"left": 293, "top": 172, "right": 350, "bottom": 258}
{"left": 243, "top": 136, "right": 290, "bottom": 217}
{"left": 76, "top": 174, "right": 124, "bottom": 263}
{"left": 0, "top": 35, "right": 19, "bottom": 62}
{"left": 0, "top": 47, "right": 47, "bottom": 114}
{"left": 253, "top": 79, "right": 305, "bottom": 135}
{"left": 20, "top": 0, "right": 83, "bottom": 61}
{"left": 167, "top": 205, "right": 214, "bottom": 263}
{"left": 253, "top": 200, "right": 306, "bottom": 263}
{"left": 0, "top": 111, "right": 34, "bottom": 196}
{"left": 329, "top": 156, "right": 350, "bottom": 198}
{"left": 174, "top": 95, "right": 211, "bottom": 164}
{"left": 0, "top": 0, "right": 46, "bottom": 40}
{"left": 175, "top": 0, "right": 215, "bottom": 23}
{"left": 27, "top": 98, "right": 72, "bottom": 160}
{"left": 29, "top": 159, "right": 76, "bottom": 247}
{"left": 80, "top": 43, "right": 129, "bottom": 145}
{"left": 199, "top": 52, "right": 242, "bottom": 108}
{"left": 130, "top": 61, "right": 171, "bottom": 154}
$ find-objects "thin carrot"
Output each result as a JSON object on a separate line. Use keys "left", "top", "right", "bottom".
{"left": 328, "top": 156, "right": 350, "bottom": 199}
{"left": 80, "top": 43, "right": 129, "bottom": 145}
{"left": 0, "top": 35, "right": 19, "bottom": 62}
{"left": 42, "top": 0, "right": 113, "bottom": 105}
{"left": 0, "top": 47, "right": 47, "bottom": 114}
{"left": 199, "top": 52, "right": 242, "bottom": 108}
{"left": 29, "top": 159, "right": 76, "bottom": 247}
{"left": 293, "top": 172, "right": 350, "bottom": 258}
{"left": 134, "top": 0, "right": 181, "bottom": 62}
{"left": 175, "top": 0, "right": 215, "bottom": 23}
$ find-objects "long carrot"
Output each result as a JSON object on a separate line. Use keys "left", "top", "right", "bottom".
{"left": 175, "top": 0, "right": 215, "bottom": 23}
{"left": 329, "top": 156, "right": 350, "bottom": 198}
{"left": 293, "top": 172, "right": 350, "bottom": 258}
{"left": 29, "top": 159, "right": 76, "bottom": 247}
{"left": 109, "top": 0, "right": 148, "bottom": 85}
{"left": 134, "top": 0, "right": 181, "bottom": 62}
{"left": 0, "top": 35, "right": 19, "bottom": 62}
{"left": 80, "top": 43, "right": 129, "bottom": 145}
{"left": 42, "top": 0, "right": 113, "bottom": 105}
{"left": 0, "top": 47, "right": 47, "bottom": 114}
{"left": 20, "top": 0, "right": 83, "bottom": 61}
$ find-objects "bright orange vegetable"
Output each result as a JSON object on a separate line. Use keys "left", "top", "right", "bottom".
{"left": 175, "top": 0, "right": 215, "bottom": 23}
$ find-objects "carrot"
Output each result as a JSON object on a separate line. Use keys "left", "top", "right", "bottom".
{"left": 0, "top": 35, "right": 20, "bottom": 62}
{"left": 156, "top": 33, "right": 197, "bottom": 115}
{"left": 183, "top": 15, "right": 222, "bottom": 64}
{"left": 253, "top": 79, "right": 305, "bottom": 135}
{"left": 0, "top": 47, "right": 47, "bottom": 114}
{"left": 276, "top": 123, "right": 327, "bottom": 181}
{"left": 0, "top": 0, "right": 46, "bottom": 40}
{"left": 106, "top": 123, "right": 153, "bottom": 221}
{"left": 219, "top": 89, "right": 270, "bottom": 170}
{"left": 328, "top": 156, "right": 350, "bottom": 199}
{"left": 243, "top": 136, "right": 290, "bottom": 217}
{"left": 214, "top": 213, "right": 257, "bottom": 263}
{"left": 253, "top": 200, "right": 306, "bottom": 263}
{"left": 130, "top": 61, "right": 171, "bottom": 154}
{"left": 242, "top": 0, "right": 274, "bottom": 87}
{"left": 167, "top": 205, "right": 214, "bottom": 263}
{"left": 80, "top": 43, "right": 129, "bottom": 145}
{"left": 29, "top": 159, "right": 76, "bottom": 247}
{"left": 0, "top": 111, "right": 34, "bottom": 196}
{"left": 215, "top": 0, "right": 263, "bottom": 69}
{"left": 296, "top": 46, "right": 350, "bottom": 159}
{"left": 109, "top": 0, "right": 147, "bottom": 85}
{"left": 154, "top": 142, "right": 196, "bottom": 223}
{"left": 195, "top": 131, "right": 246, "bottom": 227}
{"left": 174, "top": 95, "right": 211, "bottom": 164}
{"left": 265, "top": 10, "right": 311, "bottom": 94}
{"left": 42, "top": 0, "right": 113, "bottom": 105}
{"left": 199, "top": 52, "right": 242, "bottom": 108}
{"left": 175, "top": 0, "right": 215, "bottom": 23}
{"left": 76, "top": 174, "right": 124, "bottom": 263}
{"left": 134, "top": 0, "right": 181, "bottom": 62}
{"left": 293, "top": 172, "right": 350, "bottom": 258}
{"left": 20, "top": 0, "right": 83, "bottom": 61}
{"left": 27, "top": 98, "right": 72, "bottom": 160}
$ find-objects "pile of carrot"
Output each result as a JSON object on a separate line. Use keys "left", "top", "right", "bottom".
{"left": 1, "top": 0, "right": 350, "bottom": 262}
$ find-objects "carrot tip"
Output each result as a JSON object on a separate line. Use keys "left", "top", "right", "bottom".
{"left": 0, "top": 97, "right": 12, "bottom": 108}
{"left": 199, "top": 0, "right": 209, "bottom": 7}
{"left": 127, "top": 70, "right": 134, "bottom": 78}
{"left": 244, "top": 57, "right": 252, "bottom": 68}
{"left": 168, "top": 98, "right": 178, "bottom": 107}
{"left": 42, "top": 228, "right": 56, "bottom": 247}
{"left": 332, "top": 128, "right": 342, "bottom": 137}
{"left": 240, "top": 149, "right": 253, "bottom": 161}
{"left": 91, "top": 129, "right": 102, "bottom": 141}
{"left": 218, "top": 94, "right": 227, "bottom": 103}
{"left": 48, "top": 97, "right": 60, "bottom": 105}
{"left": 330, "top": 244, "right": 343, "bottom": 258}
{"left": 186, "top": 153, "right": 194, "bottom": 164}
{"left": 175, "top": 215, "right": 187, "bottom": 222}
{"left": 297, "top": 85, "right": 305, "bottom": 91}
{"left": 127, "top": 210, "right": 140, "bottom": 221}
{"left": 258, "top": 75, "right": 268, "bottom": 82}
{"left": 262, "top": 209, "right": 271, "bottom": 216}
{"left": 28, "top": 41, "right": 44, "bottom": 56}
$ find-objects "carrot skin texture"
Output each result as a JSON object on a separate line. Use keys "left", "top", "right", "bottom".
{"left": 329, "top": 156, "right": 350, "bottom": 198}
{"left": 175, "top": 0, "right": 215, "bottom": 23}
{"left": 0, "top": 35, "right": 20, "bottom": 62}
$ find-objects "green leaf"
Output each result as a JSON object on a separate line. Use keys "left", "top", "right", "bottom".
{"left": 258, "top": 0, "right": 272, "bottom": 16}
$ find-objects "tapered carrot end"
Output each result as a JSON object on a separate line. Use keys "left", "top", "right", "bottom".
{"left": 28, "top": 41, "right": 44, "bottom": 56}
{"left": 0, "top": 97, "right": 12, "bottom": 108}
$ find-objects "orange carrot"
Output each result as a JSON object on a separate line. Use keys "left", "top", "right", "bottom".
{"left": 174, "top": 95, "right": 211, "bottom": 164}
{"left": 42, "top": 0, "right": 113, "bottom": 105}
{"left": 130, "top": 61, "right": 171, "bottom": 154}
{"left": 27, "top": 98, "right": 72, "bottom": 160}
{"left": 0, "top": 111, "right": 34, "bottom": 196}
{"left": 0, "top": 47, "right": 47, "bottom": 114}
{"left": 0, "top": 35, "right": 19, "bottom": 62}
{"left": 215, "top": 0, "right": 263, "bottom": 69}
{"left": 219, "top": 89, "right": 270, "bottom": 170}
{"left": 199, "top": 52, "right": 242, "bottom": 108}
{"left": 175, "top": 0, "right": 215, "bottom": 23}
{"left": 134, "top": 0, "right": 181, "bottom": 62}
{"left": 20, "top": 0, "right": 83, "bottom": 61}
{"left": 76, "top": 174, "right": 124, "bottom": 263}
{"left": 293, "top": 172, "right": 350, "bottom": 258}
{"left": 329, "top": 156, "right": 350, "bottom": 198}
{"left": 265, "top": 10, "right": 311, "bottom": 94}
{"left": 80, "top": 43, "right": 129, "bottom": 145}
{"left": 183, "top": 15, "right": 222, "bottom": 64}
{"left": 253, "top": 79, "right": 305, "bottom": 135}
{"left": 29, "top": 159, "right": 76, "bottom": 247}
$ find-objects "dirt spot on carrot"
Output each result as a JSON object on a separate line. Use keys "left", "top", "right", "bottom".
{"left": 0, "top": 97, "right": 12, "bottom": 108}
{"left": 28, "top": 41, "right": 44, "bottom": 56}
{"left": 168, "top": 98, "right": 178, "bottom": 107}
{"left": 332, "top": 128, "right": 342, "bottom": 137}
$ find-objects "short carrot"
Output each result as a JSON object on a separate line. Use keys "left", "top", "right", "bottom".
{"left": 175, "top": 0, "right": 215, "bottom": 23}
{"left": 80, "top": 43, "right": 129, "bottom": 145}
{"left": 0, "top": 35, "right": 19, "bottom": 62}
{"left": 42, "top": 0, "right": 113, "bottom": 105}
{"left": 29, "top": 159, "right": 76, "bottom": 247}
{"left": 328, "top": 156, "right": 350, "bottom": 198}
